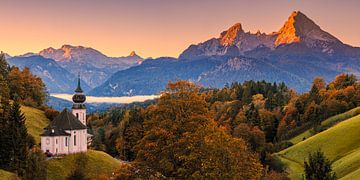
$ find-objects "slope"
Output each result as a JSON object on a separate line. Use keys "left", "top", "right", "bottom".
{"left": 47, "top": 150, "right": 123, "bottom": 179}
{"left": 277, "top": 114, "right": 360, "bottom": 179}
{"left": 20, "top": 106, "right": 123, "bottom": 179}
{"left": 0, "top": 169, "right": 17, "bottom": 180}
{"left": 290, "top": 106, "right": 360, "bottom": 144}
{"left": 21, "top": 105, "right": 49, "bottom": 144}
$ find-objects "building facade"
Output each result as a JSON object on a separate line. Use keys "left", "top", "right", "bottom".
{"left": 41, "top": 77, "right": 88, "bottom": 155}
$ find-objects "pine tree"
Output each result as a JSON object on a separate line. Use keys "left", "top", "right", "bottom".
{"left": 0, "top": 74, "right": 12, "bottom": 169}
{"left": 0, "top": 52, "right": 9, "bottom": 78}
{"left": 8, "top": 100, "right": 29, "bottom": 176}
{"left": 25, "top": 147, "right": 47, "bottom": 180}
{"left": 304, "top": 150, "right": 336, "bottom": 180}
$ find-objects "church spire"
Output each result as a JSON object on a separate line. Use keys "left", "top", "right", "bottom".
{"left": 72, "top": 73, "right": 86, "bottom": 106}
{"left": 75, "top": 73, "right": 83, "bottom": 93}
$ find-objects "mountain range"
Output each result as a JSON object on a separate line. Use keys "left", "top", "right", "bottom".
{"left": 4, "top": 11, "right": 360, "bottom": 96}
{"left": 6, "top": 45, "right": 143, "bottom": 93}
{"left": 90, "top": 11, "right": 360, "bottom": 96}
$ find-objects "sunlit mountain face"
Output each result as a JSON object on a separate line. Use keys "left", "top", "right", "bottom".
{"left": 90, "top": 11, "right": 360, "bottom": 96}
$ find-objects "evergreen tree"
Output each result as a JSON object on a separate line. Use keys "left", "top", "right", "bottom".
{"left": 304, "top": 150, "right": 336, "bottom": 180}
{"left": 8, "top": 100, "right": 29, "bottom": 176}
{"left": 245, "top": 103, "right": 261, "bottom": 127}
{"left": 25, "top": 147, "right": 47, "bottom": 180}
{"left": 0, "top": 52, "right": 9, "bottom": 78}
{"left": 0, "top": 75, "right": 12, "bottom": 169}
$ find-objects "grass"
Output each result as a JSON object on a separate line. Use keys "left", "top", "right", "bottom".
{"left": 47, "top": 150, "right": 123, "bottom": 179}
{"left": 277, "top": 114, "right": 360, "bottom": 179}
{"left": 290, "top": 107, "right": 360, "bottom": 144}
{"left": 21, "top": 105, "right": 50, "bottom": 144}
{"left": 0, "top": 169, "right": 17, "bottom": 180}
{"left": 20, "top": 106, "right": 122, "bottom": 179}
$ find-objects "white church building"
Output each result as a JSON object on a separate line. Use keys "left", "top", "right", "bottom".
{"left": 41, "top": 77, "right": 90, "bottom": 155}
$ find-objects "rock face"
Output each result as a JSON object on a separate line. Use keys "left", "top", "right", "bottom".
{"left": 179, "top": 23, "right": 277, "bottom": 59}
{"left": 39, "top": 45, "right": 143, "bottom": 87}
{"left": 275, "top": 11, "right": 341, "bottom": 54}
{"left": 91, "top": 11, "right": 360, "bottom": 96}
{"left": 180, "top": 11, "right": 347, "bottom": 60}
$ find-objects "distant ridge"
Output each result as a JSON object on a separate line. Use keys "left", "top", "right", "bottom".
{"left": 91, "top": 11, "right": 360, "bottom": 96}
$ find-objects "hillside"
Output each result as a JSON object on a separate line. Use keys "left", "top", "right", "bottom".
{"left": 277, "top": 114, "right": 360, "bottom": 179}
{"left": 0, "top": 169, "right": 17, "bottom": 180}
{"left": 47, "top": 150, "right": 123, "bottom": 179}
{"left": 290, "top": 107, "right": 360, "bottom": 144}
{"left": 20, "top": 106, "right": 123, "bottom": 179}
{"left": 21, "top": 105, "right": 50, "bottom": 144}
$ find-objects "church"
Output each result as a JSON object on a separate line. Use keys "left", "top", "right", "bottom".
{"left": 41, "top": 77, "right": 90, "bottom": 155}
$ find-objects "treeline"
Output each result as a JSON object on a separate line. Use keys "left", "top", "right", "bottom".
{"left": 0, "top": 53, "right": 47, "bottom": 107}
{"left": 88, "top": 74, "right": 359, "bottom": 179}
{"left": 0, "top": 53, "right": 47, "bottom": 178}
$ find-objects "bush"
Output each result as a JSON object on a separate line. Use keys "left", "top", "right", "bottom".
{"left": 44, "top": 108, "right": 60, "bottom": 121}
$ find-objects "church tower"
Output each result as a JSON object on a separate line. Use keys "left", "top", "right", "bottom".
{"left": 72, "top": 75, "right": 87, "bottom": 126}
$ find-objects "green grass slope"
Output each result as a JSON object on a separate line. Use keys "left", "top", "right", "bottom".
{"left": 277, "top": 114, "right": 360, "bottom": 179}
{"left": 47, "top": 150, "right": 123, "bottom": 179}
{"left": 21, "top": 105, "right": 49, "bottom": 144}
{"left": 0, "top": 169, "right": 17, "bottom": 180}
{"left": 290, "top": 107, "right": 360, "bottom": 144}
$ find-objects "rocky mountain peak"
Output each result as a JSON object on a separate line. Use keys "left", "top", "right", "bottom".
{"left": 129, "top": 51, "right": 138, "bottom": 57}
{"left": 220, "top": 23, "right": 244, "bottom": 46}
{"left": 275, "top": 11, "right": 340, "bottom": 46}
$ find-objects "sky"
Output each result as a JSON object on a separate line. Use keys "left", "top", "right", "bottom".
{"left": 1, "top": 0, "right": 359, "bottom": 58}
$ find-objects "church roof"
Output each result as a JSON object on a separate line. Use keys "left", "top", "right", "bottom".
{"left": 41, "top": 127, "right": 71, "bottom": 136}
{"left": 48, "top": 108, "right": 87, "bottom": 130}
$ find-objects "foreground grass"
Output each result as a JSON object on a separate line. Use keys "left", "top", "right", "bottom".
{"left": 290, "top": 107, "right": 360, "bottom": 144}
{"left": 277, "top": 114, "right": 360, "bottom": 179}
{"left": 0, "top": 169, "right": 17, "bottom": 180}
{"left": 47, "top": 150, "right": 122, "bottom": 179}
{"left": 21, "top": 105, "right": 50, "bottom": 144}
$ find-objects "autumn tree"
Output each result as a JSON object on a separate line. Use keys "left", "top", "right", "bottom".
{"left": 134, "top": 81, "right": 263, "bottom": 179}
{"left": 7, "top": 67, "right": 47, "bottom": 107}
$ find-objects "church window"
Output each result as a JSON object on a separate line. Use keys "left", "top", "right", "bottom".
{"left": 56, "top": 139, "right": 58, "bottom": 144}
{"left": 76, "top": 113, "right": 79, "bottom": 118}
{"left": 46, "top": 138, "right": 50, "bottom": 145}
{"left": 65, "top": 137, "right": 68, "bottom": 146}
{"left": 74, "top": 135, "right": 77, "bottom": 146}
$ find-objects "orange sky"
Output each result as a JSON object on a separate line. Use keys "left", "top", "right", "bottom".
{"left": 1, "top": 0, "right": 359, "bottom": 58}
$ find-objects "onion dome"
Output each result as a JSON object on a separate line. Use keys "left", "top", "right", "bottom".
{"left": 72, "top": 75, "right": 86, "bottom": 104}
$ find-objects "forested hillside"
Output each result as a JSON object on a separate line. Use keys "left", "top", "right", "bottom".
{"left": 88, "top": 73, "right": 359, "bottom": 178}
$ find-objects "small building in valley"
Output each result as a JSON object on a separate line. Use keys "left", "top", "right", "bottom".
{"left": 41, "top": 77, "right": 89, "bottom": 155}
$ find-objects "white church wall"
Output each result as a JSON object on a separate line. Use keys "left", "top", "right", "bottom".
{"left": 72, "top": 108, "right": 87, "bottom": 125}
{"left": 41, "top": 135, "right": 70, "bottom": 155}
{"left": 67, "top": 130, "right": 87, "bottom": 153}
